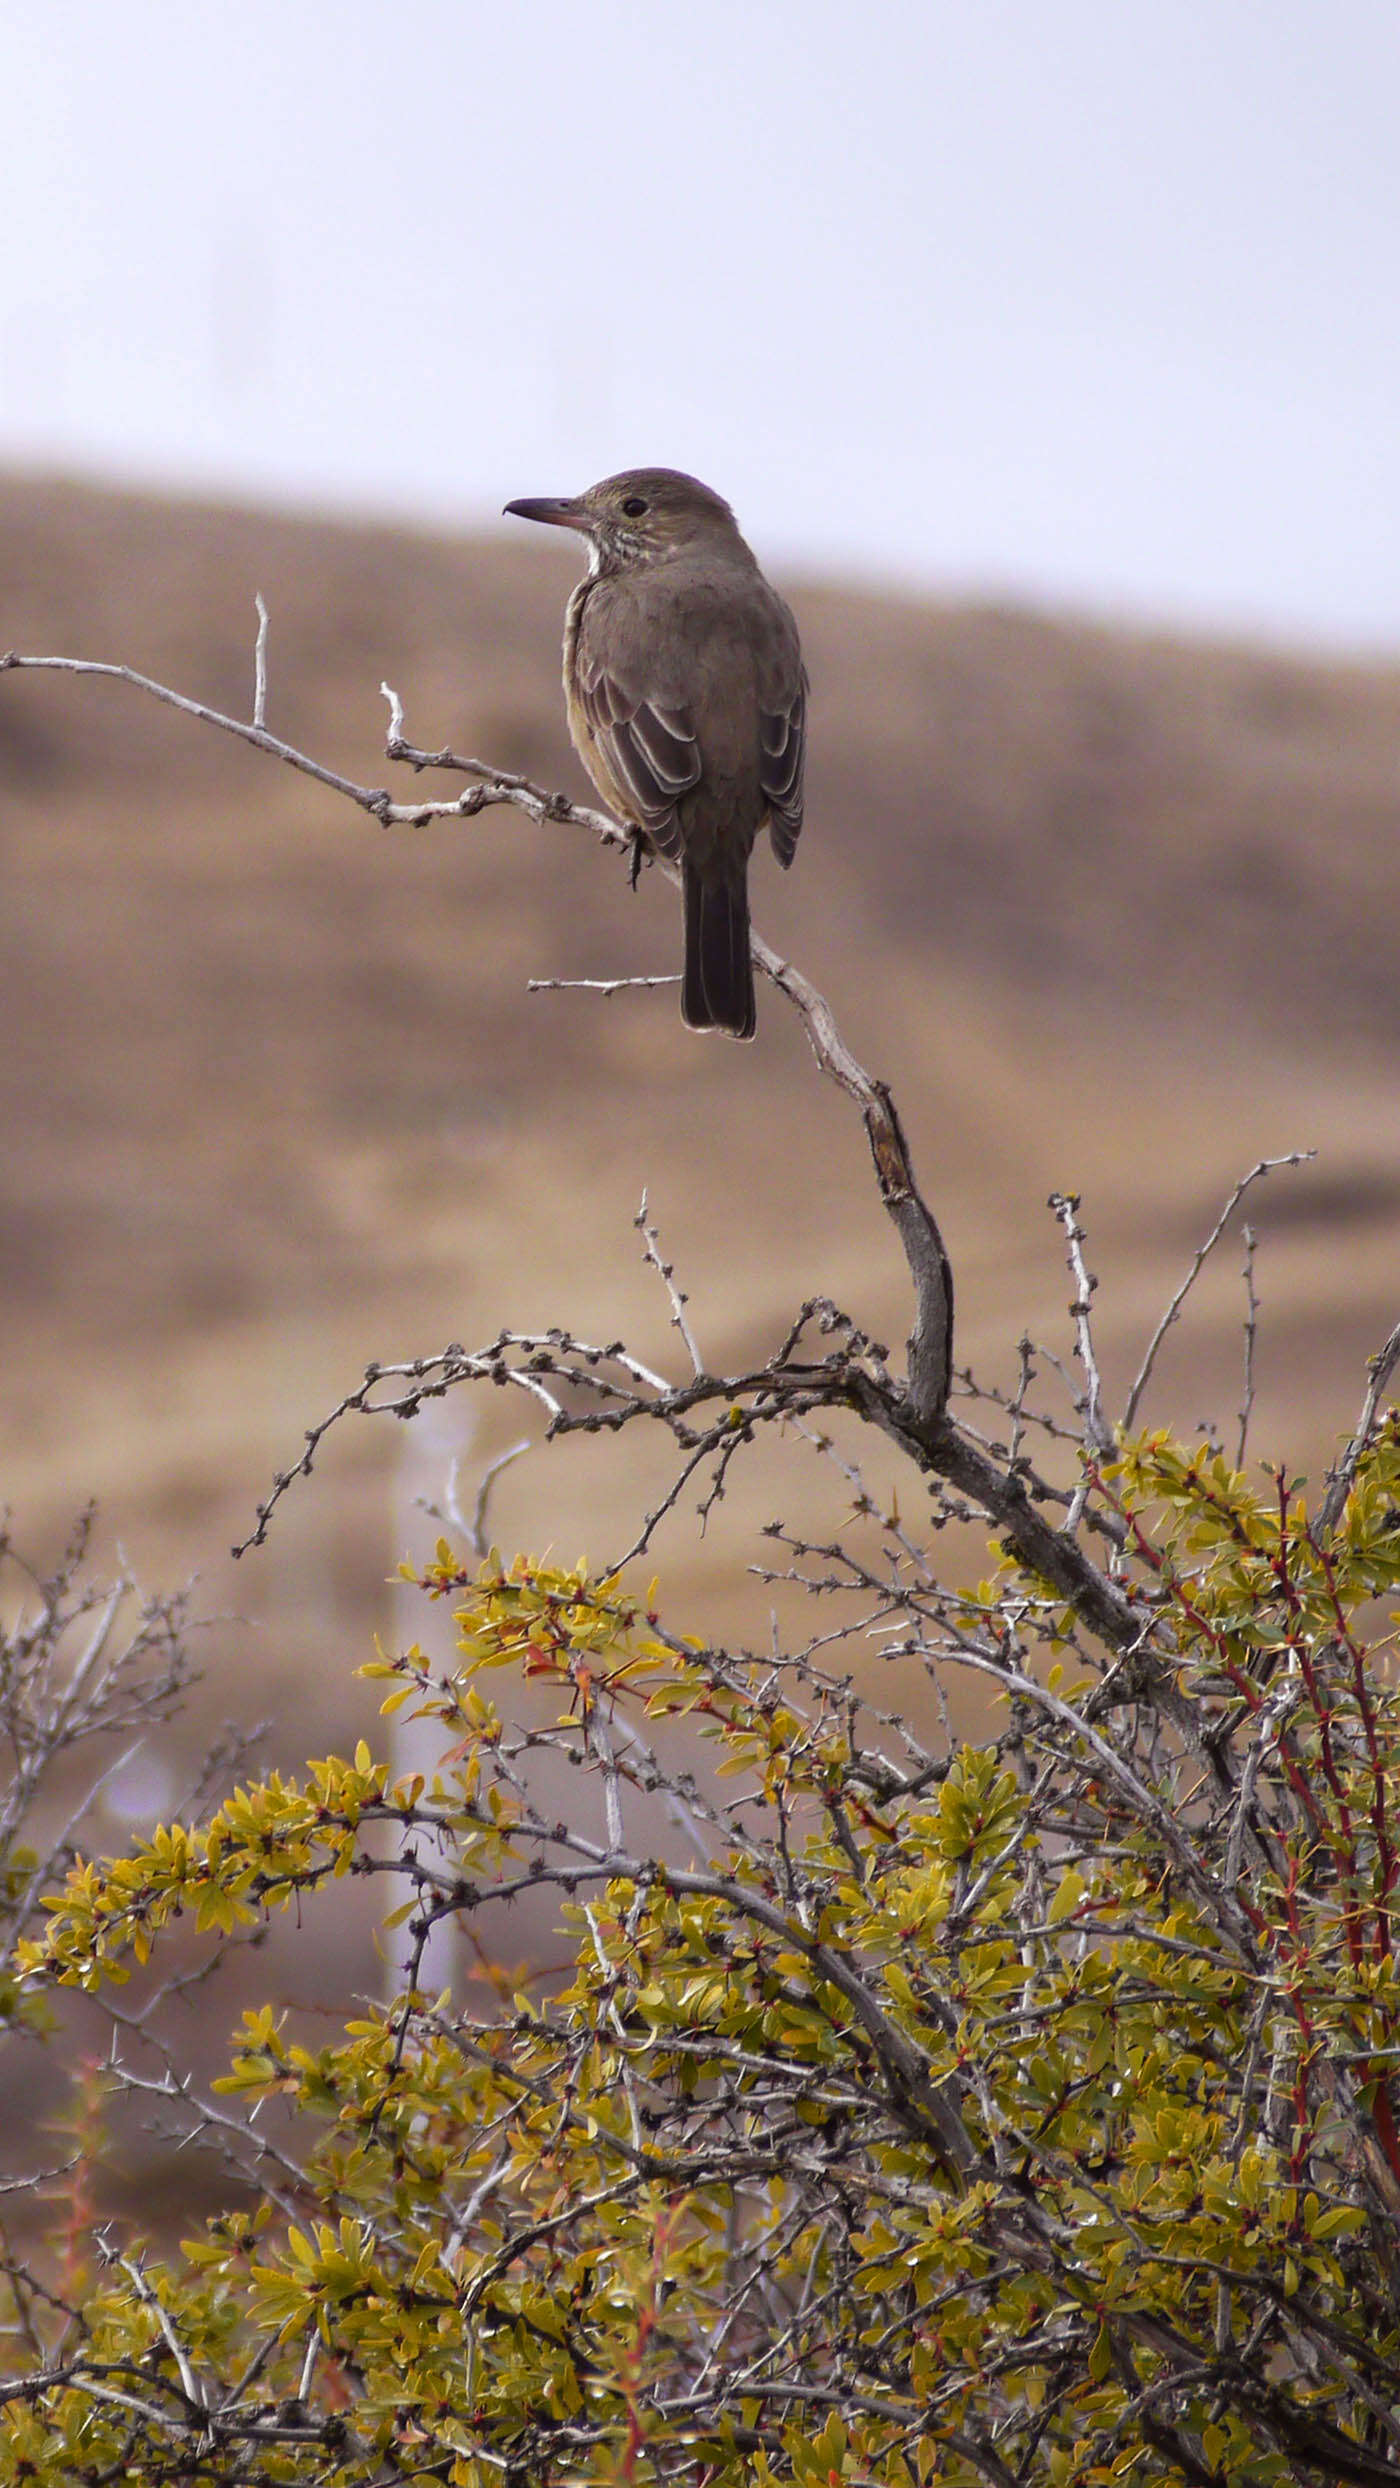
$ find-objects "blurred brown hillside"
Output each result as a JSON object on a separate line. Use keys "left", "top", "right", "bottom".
{"left": 1, "top": 470, "right": 1398, "bottom": 1800}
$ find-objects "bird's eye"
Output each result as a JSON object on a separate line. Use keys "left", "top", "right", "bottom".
{"left": 622, "top": 496, "right": 648, "bottom": 518}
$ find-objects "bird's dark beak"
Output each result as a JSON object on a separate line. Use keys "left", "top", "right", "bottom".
{"left": 503, "top": 495, "right": 590, "bottom": 531}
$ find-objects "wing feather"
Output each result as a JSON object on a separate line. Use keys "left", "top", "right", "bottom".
{"left": 575, "top": 639, "right": 699, "bottom": 860}
{"left": 575, "top": 569, "right": 805, "bottom": 871}
{"left": 760, "top": 670, "right": 807, "bottom": 867}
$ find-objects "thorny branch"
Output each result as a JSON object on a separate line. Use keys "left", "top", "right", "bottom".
{"left": 8, "top": 629, "right": 1391, "bottom": 1666}
{"left": 5, "top": 629, "right": 1393, "bottom": 1699}
{"left": 4, "top": 600, "right": 1400, "bottom": 2487}
{"left": 0, "top": 638, "right": 1147, "bottom": 1645}
{"left": 16, "top": 1460, "right": 1400, "bottom": 2482}
{"left": 3, "top": 646, "right": 953, "bottom": 1421}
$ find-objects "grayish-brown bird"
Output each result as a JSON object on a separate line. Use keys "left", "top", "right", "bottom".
{"left": 504, "top": 468, "right": 806, "bottom": 1040}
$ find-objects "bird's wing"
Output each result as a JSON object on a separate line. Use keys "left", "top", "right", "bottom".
{"left": 577, "top": 566, "right": 806, "bottom": 866}
{"left": 759, "top": 664, "right": 807, "bottom": 867}
{"left": 573, "top": 619, "right": 700, "bottom": 861}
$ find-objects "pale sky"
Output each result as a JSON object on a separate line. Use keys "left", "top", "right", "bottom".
{"left": 5, "top": 1, "right": 1399, "bottom": 646}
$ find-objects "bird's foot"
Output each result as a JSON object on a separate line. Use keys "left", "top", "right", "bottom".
{"left": 627, "top": 828, "right": 647, "bottom": 890}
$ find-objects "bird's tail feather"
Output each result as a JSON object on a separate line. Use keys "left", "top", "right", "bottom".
{"left": 682, "top": 863, "right": 755, "bottom": 1040}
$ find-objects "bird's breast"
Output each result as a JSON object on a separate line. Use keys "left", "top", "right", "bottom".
{"left": 561, "top": 577, "right": 634, "bottom": 821}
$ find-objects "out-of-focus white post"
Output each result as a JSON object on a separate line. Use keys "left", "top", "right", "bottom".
{"left": 387, "top": 1402, "right": 477, "bottom": 2004}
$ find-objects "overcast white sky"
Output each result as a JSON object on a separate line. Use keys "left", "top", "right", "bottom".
{"left": 5, "top": 2, "right": 1399, "bottom": 646}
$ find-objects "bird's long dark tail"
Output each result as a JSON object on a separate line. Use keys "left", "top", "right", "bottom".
{"left": 682, "top": 861, "right": 755, "bottom": 1040}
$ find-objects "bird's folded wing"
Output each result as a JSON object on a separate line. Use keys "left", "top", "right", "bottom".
{"left": 759, "top": 670, "right": 807, "bottom": 866}
{"left": 577, "top": 657, "right": 700, "bottom": 859}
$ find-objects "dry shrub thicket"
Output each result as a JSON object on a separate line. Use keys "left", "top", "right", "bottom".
{"left": 0, "top": 629, "right": 1397, "bottom": 2486}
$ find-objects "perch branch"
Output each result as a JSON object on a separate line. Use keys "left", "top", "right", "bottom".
{"left": 4, "top": 646, "right": 953, "bottom": 1418}
{"left": 4, "top": 641, "right": 1152, "bottom": 1654}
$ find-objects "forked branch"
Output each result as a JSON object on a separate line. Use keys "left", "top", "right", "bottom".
{"left": 0, "top": 633, "right": 1298, "bottom": 1669}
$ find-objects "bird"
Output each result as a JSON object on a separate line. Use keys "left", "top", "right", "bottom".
{"left": 504, "top": 467, "right": 806, "bottom": 1041}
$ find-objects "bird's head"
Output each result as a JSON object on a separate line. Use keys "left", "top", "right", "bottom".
{"left": 504, "top": 468, "right": 741, "bottom": 572}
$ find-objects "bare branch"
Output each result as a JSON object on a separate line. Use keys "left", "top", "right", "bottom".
{"left": 1048, "top": 1192, "right": 1113, "bottom": 1462}
{"left": 1236, "top": 1221, "right": 1260, "bottom": 1469}
{"left": 755, "top": 942, "right": 953, "bottom": 1422}
{"left": 527, "top": 971, "right": 680, "bottom": 997}
{"left": 1320, "top": 1317, "right": 1400, "bottom": 1532}
{"left": 467, "top": 1441, "right": 531, "bottom": 1560}
{"left": 252, "top": 592, "right": 269, "bottom": 730}
{"left": 1122, "top": 1152, "right": 1315, "bottom": 1432}
{"left": 3, "top": 648, "right": 956, "bottom": 1427}
{"left": 0, "top": 651, "right": 611, "bottom": 839}
{"left": 636, "top": 1190, "right": 702, "bottom": 1378}
{"left": 8, "top": 606, "right": 1400, "bottom": 2488}
{"left": 1, "top": 646, "right": 1164, "bottom": 1664}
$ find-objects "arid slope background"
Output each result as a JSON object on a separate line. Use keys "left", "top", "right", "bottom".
{"left": 2, "top": 472, "right": 1399, "bottom": 1808}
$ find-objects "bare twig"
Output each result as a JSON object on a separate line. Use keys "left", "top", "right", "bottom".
{"left": 468, "top": 1441, "right": 531, "bottom": 1560}
{"left": 636, "top": 1190, "right": 702, "bottom": 1378}
{"left": 100, "top": 2242, "right": 205, "bottom": 2414}
{"left": 1236, "top": 1222, "right": 1260, "bottom": 1469}
{"left": 1121, "top": 1152, "right": 1315, "bottom": 1433}
{"left": 755, "top": 941, "right": 953, "bottom": 1422}
{"left": 528, "top": 973, "right": 680, "bottom": 997}
{"left": 418, "top": 1440, "right": 533, "bottom": 1561}
{"left": 1320, "top": 1318, "right": 1400, "bottom": 1532}
{"left": 252, "top": 593, "right": 269, "bottom": 730}
{"left": 1048, "top": 1194, "right": 1113, "bottom": 1461}
{"left": 1006, "top": 1336, "right": 1036, "bottom": 1470}
{"left": 0, "top": 652, "right": 611, "bottom": 840}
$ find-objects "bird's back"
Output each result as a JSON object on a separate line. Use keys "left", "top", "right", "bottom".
{"left": 572, "top": 550, "right": 801, "bottom": 838}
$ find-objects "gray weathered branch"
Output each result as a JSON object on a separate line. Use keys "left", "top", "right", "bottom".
{"left": 2, "top": 643, "right": 1148, "bottom": 1657}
